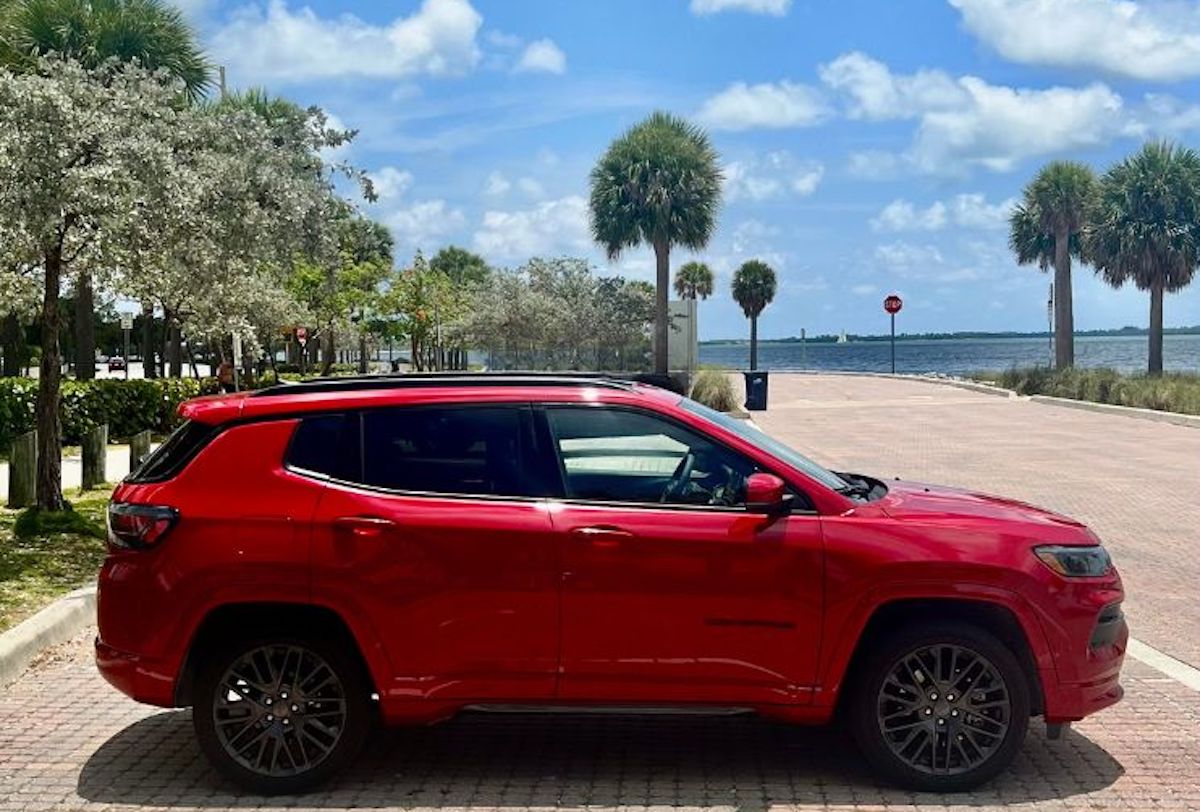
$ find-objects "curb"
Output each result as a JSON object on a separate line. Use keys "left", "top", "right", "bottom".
{"left": 0, "top": 585, "right": 96, "bottom": 688}
{"left": 1028, "top": 394, "right": 1200, "bottom": 429}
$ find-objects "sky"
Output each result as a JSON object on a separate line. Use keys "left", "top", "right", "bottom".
{"left": 180, "top": 0, "right": 1200, "bottom": 340}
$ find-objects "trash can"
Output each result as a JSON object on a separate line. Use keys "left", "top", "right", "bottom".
{"left": 743, "top": 370, "right": 769, "bottom": 411}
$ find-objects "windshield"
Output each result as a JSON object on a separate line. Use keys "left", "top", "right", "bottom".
{"left": 680, "top": 398, "right": 850, "bottom": 492}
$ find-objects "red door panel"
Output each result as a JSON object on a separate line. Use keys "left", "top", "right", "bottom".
{"left": 551, "top": 501, "right": 823, "bottom": 705}
{"left": 310, "top": 483, "right": 559, "bottom": 703}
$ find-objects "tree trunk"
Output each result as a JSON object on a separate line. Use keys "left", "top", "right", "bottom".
{"left": 358, "top": 332, "right": 368, "bottom": 374}
{"left": 36, "top": 247, "right": 65, "bottom": 511}
{"left": 141, "top": 303, "right": 157, "bottom": 379}
{"left": 321, "top": 325, "right": 335, "bottom": 376}
{"left": 653, "top": 239, "right": 670, "bottom": 375}
{"left": 1, "top": 313, "right": 24, "bottom": 377}
{"left": 749, "top": 314, "right": 758, "bottom": 371}
{"left": 74, "top": 272, "right": 96, "bottom": 380}
{"left": 1053, "top": 227, "right": 1074, "bottom": 369}
{"left": 167, "top": 317, "right": 183, "bottom": 378}
{"left": 1148, "top": 278, "right": 1164, "bottom": 376}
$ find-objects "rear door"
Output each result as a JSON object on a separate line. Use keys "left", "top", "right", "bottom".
{"left": 305, "top": 403, "right": 562, "bottom": 703}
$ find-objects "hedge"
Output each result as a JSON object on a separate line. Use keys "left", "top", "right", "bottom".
{"left": 0, "top": 377, "right": 219, "bottom": 451}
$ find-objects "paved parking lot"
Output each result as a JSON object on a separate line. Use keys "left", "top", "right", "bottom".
{"left": 1, "top": 373, "right": 1197, "bottom": 811}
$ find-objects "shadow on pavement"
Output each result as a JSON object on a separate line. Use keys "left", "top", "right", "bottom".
{"left": 77, "top": 710, "right": 1123, "bottom": 808}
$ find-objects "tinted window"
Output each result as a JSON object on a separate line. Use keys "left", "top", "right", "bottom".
{"left": 127, "top": 420, "right": 217, "bottom": 483}
{"left": 546, "top": 407, "right": 758, "bottom": 507}
{"left": 362, "top": 406, "right": 530, "bottom": 497}
{"left": 287, "top": 414, "right": 361, "bottom": 481}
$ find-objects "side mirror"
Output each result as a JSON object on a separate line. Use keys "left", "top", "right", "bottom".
{"left": 745, "top": 473, "right": 793, "bottom": 517}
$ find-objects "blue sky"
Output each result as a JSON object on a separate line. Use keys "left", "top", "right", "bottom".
{"left": 181, "top": 0, "right": 1200, "bottom": 339}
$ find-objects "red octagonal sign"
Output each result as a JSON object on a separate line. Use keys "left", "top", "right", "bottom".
{"left": 883, "top": 294, "right": 903, "bottom": 315}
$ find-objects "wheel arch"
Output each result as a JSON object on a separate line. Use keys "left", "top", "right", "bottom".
{"left": 173, "top": 602, "right": 379, "bottom": 707}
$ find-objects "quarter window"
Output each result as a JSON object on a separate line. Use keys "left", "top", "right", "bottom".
{"left": 287, "top": 414, "right": 360, "bottom": 481}
{"left": 546, "top": 407, "right": 758, "bottom": 508}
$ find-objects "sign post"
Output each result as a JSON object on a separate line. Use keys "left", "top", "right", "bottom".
{"left": 119, "top": 311, "right": 133, "bottom": 380}
{"left": 883, "top": 294, "right": 903, "bottom": 374}
{"left": 296, "top": 327, "right": 308, "bottom": 375}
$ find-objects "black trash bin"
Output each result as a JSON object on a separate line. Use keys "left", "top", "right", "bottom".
{"left": 743, "top": 370, "right": 769, "bottom": 411}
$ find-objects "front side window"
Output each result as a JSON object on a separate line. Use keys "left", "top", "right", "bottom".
{"left": 362, "top": 406, "right": 529, "bottom": 497}
{"left": 546, "top": 407, "right": 757, "bottom": 508}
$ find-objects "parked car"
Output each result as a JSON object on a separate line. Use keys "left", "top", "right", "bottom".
{"left": 97, "top": 375, "right": 1126, "bottom": 794}
{"left": 107, "top": 356, "right": 126, "bottom": 372}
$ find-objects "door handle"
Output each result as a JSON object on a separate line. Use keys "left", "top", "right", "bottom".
{"left": 333, "top": 516, "right": 395, "bottom": 539}
{"left": 570, "top": 525, "right": 634, "bottom": 548}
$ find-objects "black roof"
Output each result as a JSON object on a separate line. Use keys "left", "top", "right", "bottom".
{"left": 250, "top": 371, "right": 659, "bottom": 398}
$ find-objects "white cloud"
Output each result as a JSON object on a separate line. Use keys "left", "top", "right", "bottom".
{"left": 485, "top": 29, "right": 522, "bottom": 48}
{"left": 210, "top": 0, "right": 482, "bottom": 83}
{"left": 386, "top": 199, "right": 466, "bottom": 250}
{"left": 724, "top": 152, "right": 825, "bottom": 202}
{"left": 820, "top": 51, "right": 1126, "bottom": 174}
{"left": 871, "top": 200, "right": 947, "bottom": 232}
{"left": 847, "top": 150, "right": 902, "bottom": 180}
{"left": 516, "top": 176, "right": 546, "bottom": 198}
{"left": 875, "top": 242, "right": 945, "bottom": 272}
{"left": 731, "top": 220, "right": 780, "bottom": 253}
{"left": 473, "top": 195, "right": 592, "bottom": 261}
{"left": 950, "top": 0, "right": 1200, "bottom": 82}
{"left": 697, "top": 81, "right": 829, "bottom": 131}
{"left": 483, "top": 171, "right": 511, "bottom": 196}
{"left": 871, "top": 193, "right": 1016, "bottom": 232}
{"left": 482, "top": 172, "right": 546, "bottom": 199}
{"left": 690, "top": 0, "right": 791, "bottom": 14}
{"left": 851, "top": 284, "right": 878, "bottom": 295}
{"left": 514, "top": 38, "right": 567, "bottom": 74}
{"left": 368, "top": 167, "right": 414, "bottom": 201}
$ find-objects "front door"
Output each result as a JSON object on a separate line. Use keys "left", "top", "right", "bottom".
{"left": 308, "top": 404, "right": 561, "bottom": 704}
{"left": 542, "top": 405, "right": 824, "bottom": 706}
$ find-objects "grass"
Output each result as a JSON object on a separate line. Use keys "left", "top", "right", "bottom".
{"left": 971, "top": 367, "right": 1200, "bottom": 416}
{"left": 690, "top": 367, "right": 739, "bottom": 412}
{"left": 0, "top": 487, "right": 111, "bottom": 633}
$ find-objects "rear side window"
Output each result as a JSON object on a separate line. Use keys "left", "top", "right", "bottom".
{"left": 127, "top": 420, "right": 217, "bottom": 483}
{"left": 362, "top": 406, "right": 531, "bottom": 497}
{"left": 287, "top": 414, "right": 361, "bottom": 481}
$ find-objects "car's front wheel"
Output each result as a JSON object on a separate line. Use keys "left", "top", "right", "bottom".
{"left": 193, "top": 636, "right": 371, "bottom": 794}
{"left": 849, "top": 621, "right": 1030, "bottom": 792}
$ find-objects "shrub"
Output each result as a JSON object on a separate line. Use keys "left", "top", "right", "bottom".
{"left": 690, "top": 368, "right": 739, "bottom": 412}
{"left": 981, "top": 367, "right": 1200, "bottom": 416}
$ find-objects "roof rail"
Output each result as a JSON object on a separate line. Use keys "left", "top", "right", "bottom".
{"left": 251, "top": 371, "right": 644, "bottom": 397}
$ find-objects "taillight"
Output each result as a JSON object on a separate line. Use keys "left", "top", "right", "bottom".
{"left": 107, "top": 502, "right": 179, "bottom": 550}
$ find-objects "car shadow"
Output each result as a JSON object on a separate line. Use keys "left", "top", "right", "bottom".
{"left": 77, "top": 710, "right": 1123, "bottom": 808}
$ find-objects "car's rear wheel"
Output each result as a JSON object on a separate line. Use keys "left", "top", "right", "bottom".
{"left": 193, "top": 637, "right": 371, "bottom": 794}
{"left": 849, "top": 621, "right": 1030, "bottom": 792}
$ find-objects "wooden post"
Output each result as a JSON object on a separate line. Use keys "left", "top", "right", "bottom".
{"left": 7, "top": 430, "right": 36, "bottom": 508}
{"left": 81, "top": 424, "right": 108, "bottom": 490}
{"left": 129, "top": 430, "right": 152, "bottom": 471}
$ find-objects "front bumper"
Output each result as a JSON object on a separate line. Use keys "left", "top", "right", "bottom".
{"left": 95, "top": 638, "right": 177, "bottom": 708}
{"left": 1041, "top": 601, "right": 1128, "bottom": 723}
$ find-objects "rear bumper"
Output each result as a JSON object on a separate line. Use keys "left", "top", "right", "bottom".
{"left": 95, "top": 638, "right": 177, "bottom": 708}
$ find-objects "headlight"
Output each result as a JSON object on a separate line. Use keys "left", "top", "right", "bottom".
{"left": 1033, "top": 545, "right": 1112, "bottom": 577}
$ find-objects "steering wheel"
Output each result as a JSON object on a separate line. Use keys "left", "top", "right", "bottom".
{"left": 661, "top": 451, "right": 697, "bottom": 503}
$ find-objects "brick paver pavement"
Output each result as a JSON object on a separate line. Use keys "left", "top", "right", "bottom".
{"left": 1, "top": 373, "right": 1198, "bottom": 810}
{"left": 750, "top": 374, "right": 1200, "bottom": 668}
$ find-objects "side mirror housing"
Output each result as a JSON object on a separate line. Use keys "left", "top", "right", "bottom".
{"left": 745, "top": 473, "right": 793, "bottom": 517}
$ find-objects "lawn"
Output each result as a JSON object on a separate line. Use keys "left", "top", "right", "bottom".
{"left": 0, "top": 488, "right": 111, "bottom": 633}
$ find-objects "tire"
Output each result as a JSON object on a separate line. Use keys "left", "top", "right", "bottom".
{"left": 193, "top": 635, "right": 372, "bottom": 794}
{"left": 848, "top": 621, "right": 1030, "bottom": 792}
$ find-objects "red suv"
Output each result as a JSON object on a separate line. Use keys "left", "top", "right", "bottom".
{"left": 97, "top": 375, "right": 1126, "bottom": 794}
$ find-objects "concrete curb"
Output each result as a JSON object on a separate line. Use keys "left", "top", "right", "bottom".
{"left": 1028, "top": 394, "right": 1200, "bottom": 429}
{"left": 0, "top": 585, "right": 96, "bottom": 688}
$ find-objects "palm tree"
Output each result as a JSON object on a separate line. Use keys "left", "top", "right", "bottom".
{"left": 1009, "top": 161, "right": 1097, "bottom": 369}
{"left": 590, "top": 111, "right": 722, "bottom": 374}
{"left": 1088, "top": 142, "right": 1200, "bottom": 375}
{"left": 0, "top": 0, "right": 210, "bottom": 379}
{"left": 674, "top": 261, "right": 714, "bottom": 300}
{"left": 731, "top": 259, "right": 776, "bottom": 371}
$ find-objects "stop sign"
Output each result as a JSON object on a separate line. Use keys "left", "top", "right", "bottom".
{"left": 884, "top": 294, "right": 903, "bottom": 315}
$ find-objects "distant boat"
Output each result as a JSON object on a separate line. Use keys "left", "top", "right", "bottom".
{"left": 837, "top": 331, "right": 848, "bottom": 344}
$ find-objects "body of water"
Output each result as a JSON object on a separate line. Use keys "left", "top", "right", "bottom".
{"left": 698, "top": 334, "right": 1200, "bottom": 375}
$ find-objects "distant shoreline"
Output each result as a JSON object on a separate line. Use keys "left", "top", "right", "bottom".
{"left": 700, "top": 326, "right": 1200, "bottom": 346}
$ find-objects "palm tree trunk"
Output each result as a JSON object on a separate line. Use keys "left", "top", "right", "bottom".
{"left": 1053, "top": 227, "right": 1074, "bottom": 369}
{"left": 36, "top": 246, "right": 65, "bottom": 511}
{"left": 1148, "top": 278, "right": 1164, "bottom": 376}
{"left": 653, "top": 239, "right": 670, "bottom": 375}
{"left": 749, "top": 314, "right": 758, "bottom": 371}
{"left": 74, "top": 272, "right": 96, "bottom": 380}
